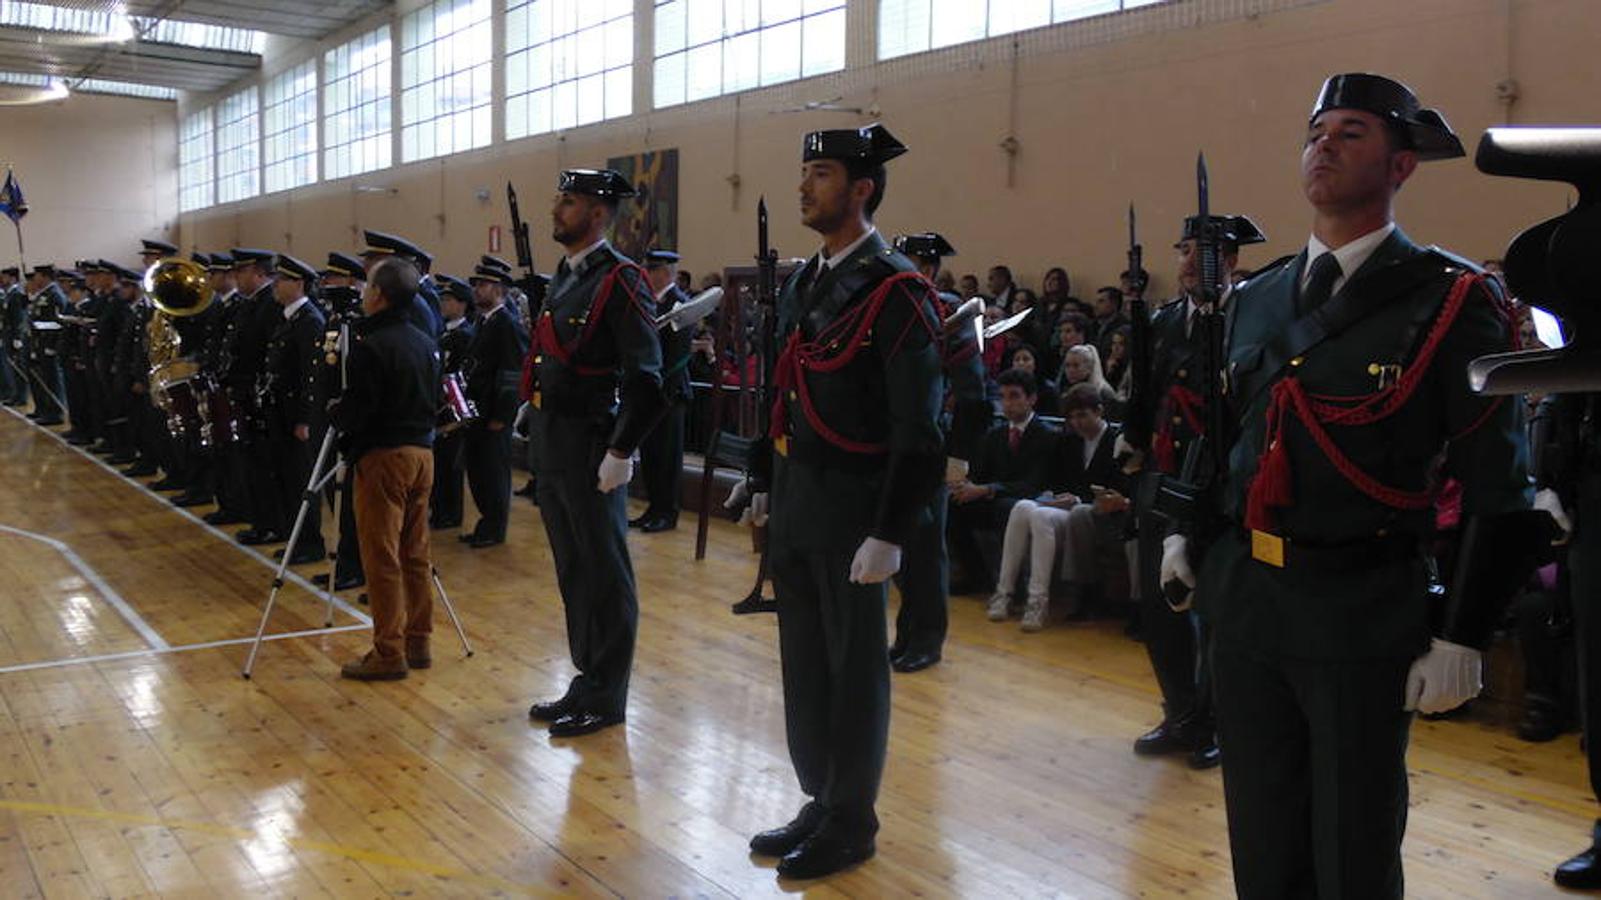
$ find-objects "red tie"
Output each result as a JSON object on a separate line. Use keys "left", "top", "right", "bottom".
{"left": 1009, "top": 427, "right": 1021, "bottom": 453}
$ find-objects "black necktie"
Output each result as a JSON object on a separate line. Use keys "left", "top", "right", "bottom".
{"left": 1301, "top": 252, "right": 1342, "bottom": 314}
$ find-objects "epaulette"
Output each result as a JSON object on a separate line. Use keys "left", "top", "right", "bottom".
{"left": 879, "top": 244, "right": 918, "bottom": 275}
{"left": 1422, "top": 245, "right": 1482, "bottom": 277}
{"left": 1238, "top": 254, "right": 1297, "bottom": 290}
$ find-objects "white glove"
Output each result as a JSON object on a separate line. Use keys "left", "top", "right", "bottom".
{"left": 723, "top": 479, "right": 768, "bottom": 527}
{"left": 1534, "top": 487, "right": 1572, "bottom": 538}
{"left": 596, "top": 451, "right": 634, "bottom": 493}
{"left": 849, "top": 537, "right": 902, "bottom": 584}
{"left": 1113, "top": 434, "right": 1135, "bottom": 459}
{"left": 1159, "top": 533, "right": 1195, "bottom": 612}
{"left": 1404, "top": 638, "right": 1483, "bottom": 714}
{"left": 945, "top": 457, "right": 970, "bottom": 485}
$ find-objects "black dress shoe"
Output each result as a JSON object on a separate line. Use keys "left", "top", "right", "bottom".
{"left": 88, "top": 442, "right": 114, "bottom": 455}
{"left": 148, "top": 476, "right": 184, "bottom": 491}
{"left": 468, "top": 535, "right": 504, "bottom": 549}
{"left": 529, "top": 694, "right": 578, "bottom": 722}
{"left": 34, "top": 417, "right": 62, "bottom": 426}
{"left": 1133, "top": 720, "right": 1199, "bottom": 756}
{"left": 891, "top": 651, "right": 941, "bottom": 674}
{"left": 640, "top": 515, "right": 677, "bottom": 533}
{"left": 777, "top": 832, "right": 875, "bottom": 880}
{"left": 287, "top": 545, "right": 328, "bottom": 566}
{"left": 458, "top": 532, "right": 477, "bottom": 544}
{"left": 429, "top": 518, "right": 461, "bottom": 530}
{"left": 627, "top": 511, "right": 652, "bottom": 528}
{"left": 1517, "top": 705, "right": 1566, "bottom": 743}
{"left": 1188, "top": 741, "right": 1222, "bottom": 770}
{"left": 171, "top": 492, "right": 213, "bottom": 508}
{"left": 63, "top": 432, "right": 90, "bottom": 445}
{"left": 123, "top": 463, "right": 157, "bottom": 477}
{"left": 203, "top": 509, "right": 245, "bottom": 526}
{"left": 750, "top": 803, "right": 824, "bottom": 857}
{"left": 1556, "top": 844, "right": 1601, "bottom": 889}
{"left": 312, "top": 571, "right": 366, "bottom": 591}
{"left": 547, "top": 711, "right": 623, "bottom": 737}
{"left": 236, "top": 528, "right": 283, "bottom": 546}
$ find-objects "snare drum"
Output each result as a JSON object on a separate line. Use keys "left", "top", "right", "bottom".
{"left": 152, "top": 361, "right": 206, "bottom": 440}
{"left": 438, "top": 371, "right": 478, "bottom": 433}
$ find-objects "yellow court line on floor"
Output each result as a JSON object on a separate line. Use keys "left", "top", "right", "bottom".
{"left": 0, "top": 797, "right": 557, "bottom": 896}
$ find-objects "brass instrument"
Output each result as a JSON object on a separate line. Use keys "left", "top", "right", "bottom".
{"left": 144, "top": 256, "right": 213, "bottom": 436}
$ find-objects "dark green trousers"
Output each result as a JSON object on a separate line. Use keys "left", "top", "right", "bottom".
{"left": 891, "top": 485, "right": 948, "bottom": 657}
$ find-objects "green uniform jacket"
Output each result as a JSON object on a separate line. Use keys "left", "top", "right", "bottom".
{"left": 768, "top": 231, "right": 945, "bottom": 552}
{"left": 1200, "top": 228, "right": 1531, "bottom": 658}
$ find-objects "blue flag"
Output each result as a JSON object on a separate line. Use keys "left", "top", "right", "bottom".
{"left": 0, "top": 169, "right": 27, "bottom": 224}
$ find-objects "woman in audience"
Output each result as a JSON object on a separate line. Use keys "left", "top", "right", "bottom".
{"left": 1011, "top": 287, "right": 1052, "bottom": 360}
{"left": 1103, "top": 325, "right": 1132, "bottom": 400}
{"left": 1041, "top": 267, "right": 1090, "bottom": 319}
{"left": 1008, "top": 346, "right": 1059, "bottom": 417}
{"left": 1059, "top": 343, "right": 1122, "bottom": 419}
{"left": 980, "top": 306, "right": 1015, "bottom": 381}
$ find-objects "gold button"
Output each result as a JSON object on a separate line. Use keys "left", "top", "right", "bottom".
{"left": 534, "top": 355, "right": 543, "bottom": 363}
{"left": 1177, "top": 368, "right": 1187, "bottom": 379}
{"left": 1290, "top": 356, "right": 1305, "bottom": 367}
{"left": 1367, "top": 363, "right": 1382, "bottom": 375}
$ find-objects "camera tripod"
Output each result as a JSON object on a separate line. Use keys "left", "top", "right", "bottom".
{"left": 242, "top": 425, "right": 473, "bottom": 678}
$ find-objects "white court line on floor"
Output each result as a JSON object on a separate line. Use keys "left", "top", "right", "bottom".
{"left": 0, "top": 623, "right": 372, "bottom": 674}
{"left": 0, "top": 522, "right": 171, "bottom": 650}
{"left": 0, "top": 405, "right": 372, "bottom": 629}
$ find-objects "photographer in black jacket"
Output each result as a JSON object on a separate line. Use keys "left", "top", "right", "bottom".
{"left": 332, "top": 257, "right": 442, "bottom": 681}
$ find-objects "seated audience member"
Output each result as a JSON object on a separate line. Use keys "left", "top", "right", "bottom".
{"left": 1042, "top": 266, "right": 1090, "bottom": 319}
{"left": 947, "top": 368, "right": 1058, "bottom": 593}
{"left": 1011, "top": 287, "right": 1052, "bottom": 361}
{"left": 980, "top": 306, "right": 1016, "bottom": 381}
{"left": 959, "top": 273, "right": 982, "bottom": 300}
{"left": 987, "top": 265, "right": 1017, "bottom": 311}
{"left": 1103, "top": 324, "right": 1132, "bottom": 399}
{"left": 988, "top": 384, "right": 1131, "bottom": 630}
{"left": 1090, "top": 287, "right": 1130, "bottom": 354}
{"left": 935, "top": 269, "right": 958, "bottom": 294}
{"left": 1050, "top": 312, "right": 1091, "bottom": 368}
{"left": 675, "top": 269, "right": 694, "bottom": 293}
{"left": 1007, "top": 346, "right": 1059, "bottom": 418}
{"left": 1059, "top": 343, "right": 1123, "bottom": 419}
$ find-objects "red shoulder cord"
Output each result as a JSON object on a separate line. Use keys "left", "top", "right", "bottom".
{"left": 519, "top": 263, "right": 649, "bottom": 401}
{"left": 1245, "top": 272, "right": 1511, "bottom": 531}
{"left": 770, "top": 271, "right": 939, "bottom": 454}
{"left": 1151, "top": 383, "right": 1205, "bottom": 474}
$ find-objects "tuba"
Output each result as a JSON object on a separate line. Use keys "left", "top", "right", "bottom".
{"left": 144, "top": 256, "right": 213, "bottom": 436}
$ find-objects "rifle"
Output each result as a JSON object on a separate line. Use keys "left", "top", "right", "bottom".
{"left": 1123, "top": 203, "right": 1153, "bottom": 456}
{"left": 1150, "top": 155, "right": 1231, "bottom": 605}
{"left": 729, "top": 197, "right": 781, "bottom": 615}
{"left": 505, "top": 182, "right": 548, "bottom": 307}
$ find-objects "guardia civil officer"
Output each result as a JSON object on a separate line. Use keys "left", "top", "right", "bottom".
{"left": 1168, "top": 74, "right": 1532, "bottom": 898}
{"left": 523, "top": 168, "right": 665, "bottom": 738}
{"left": 630, "top": 249, "right": 693, "bottom": 533}
{"left": 743, "top": 125, "right": 945, "bottom": 880}
{"left": 887, "top": 232, "right": 988, "bottom": 673}
{"left": 23, "top": 264, "right": 67, "bottom": 426}
{"left": 1128, "top": 214, "right": 1263, "bottom": 771}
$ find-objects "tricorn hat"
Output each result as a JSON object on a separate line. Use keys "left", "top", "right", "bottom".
{"left": 803, "top": 123, "right": 907, "bottom": 169}
{"left": 894, "top": 232, "right": 957, "bottom": 260}
{"left": 1310, "top": 73, "right": 1464, "bottom": 161}
{"left": 557, "top": 168, "right": 635, "bottom": 199}
{"left": 1177, "top": 215, "right": 1267, "bottom": 249}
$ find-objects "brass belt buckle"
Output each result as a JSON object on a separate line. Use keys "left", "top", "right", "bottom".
{"left": 1250, "top": 529, "right": 1286, "bottom": 568}
{"left": 774, "top": 435, "right": 789, "bottom": 457}
{"left": 531, "top": 390, "right": 542, "bottom": 410}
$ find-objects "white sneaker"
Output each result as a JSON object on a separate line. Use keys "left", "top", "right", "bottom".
{"left": 986, "top": 592, "right": 1010, "bottom": 621}
{"left": 1021, "top": 597, "right": 1048, "bottom": 632}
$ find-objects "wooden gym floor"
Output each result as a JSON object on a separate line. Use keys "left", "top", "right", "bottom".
{"left": 0, "top": 405, "right": 1593, "bottom": 898}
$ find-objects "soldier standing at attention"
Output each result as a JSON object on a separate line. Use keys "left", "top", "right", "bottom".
{"left": 1167, "top": 73, "right": 1532, "bottom": 898}
{"left": 886, "top": 231, "right": 988, "bottom": 673}
{"left": 630, "top": 249, "right": 694, "bottom": 533}
{"left": 744, "top": 125, "right": 945, "bottom": 880}
{"left": 523, "top": 168, "right": 664, "bottom": 738}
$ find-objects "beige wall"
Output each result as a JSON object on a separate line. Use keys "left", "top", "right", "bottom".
{"left": 180, "top": 0, "right": 1597, "bottom": 299}
{"left": 0, "top": 93, "right": 177, "bottom": 269}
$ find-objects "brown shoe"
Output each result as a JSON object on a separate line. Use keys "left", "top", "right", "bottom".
{"left": 405, "top": 637, "right": 432, "bottom": 670}
{"left": 340, "top": 651, "right": 408, "bottom": 681}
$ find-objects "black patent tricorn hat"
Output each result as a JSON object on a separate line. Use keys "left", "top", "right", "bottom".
{"left": 1311, "top": 73, "right": 1464, "bottom": 161}
{"left": 1177, "top": 214, "right": 1266, "bottom": 249}
{"left": 894, "top": 232, "right": 956, "bottom": 259}
{"left": 803, "top": 123, "right": 907, "bottom": 168}
{"left": 557, "top": 168, "right": 636, "bottom": 199}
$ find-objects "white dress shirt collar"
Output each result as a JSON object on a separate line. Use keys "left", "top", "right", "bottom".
{"left": 819, "top": 226, "right": 878, "bottom": 273}
{"left": 282, "top": 296, "right": 310, "bottom": 320}
{"left": 565, "top": 238, "right": 608, "bottom": 272}
{"left": 1303, "top": 222, "right": 1396, "bottom": 294}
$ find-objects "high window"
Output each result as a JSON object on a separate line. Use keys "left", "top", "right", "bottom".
{"left": 178, "top": 108, "right": 214, "bottom": 212}
{"left": 401, "top": 0, "right": 494, "bottom": 161}
{"left": 653, "top": 0, "right": 845, "bottom": 110}
{"left": 324, "top": 26, "right": 392, "bottom": 180}
{"left": 879, "top": 0, "right": 1167, "bottom": 59}
{"left": 505, "top": 0, "right": 633, "bottom": 139}
{"left": 215, "top": 87, "right": 259, "bottom": 204}
{"left": 263, "top": 61, "right": 318, "bottom": 193}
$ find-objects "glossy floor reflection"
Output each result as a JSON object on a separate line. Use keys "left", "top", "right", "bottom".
{"left": 0, "top": 407, "right": 1590, "bottom": 897}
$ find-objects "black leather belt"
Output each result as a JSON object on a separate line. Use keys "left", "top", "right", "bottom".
{"left": 1237, "top": 526, "right": 1421, "bottom": 572}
